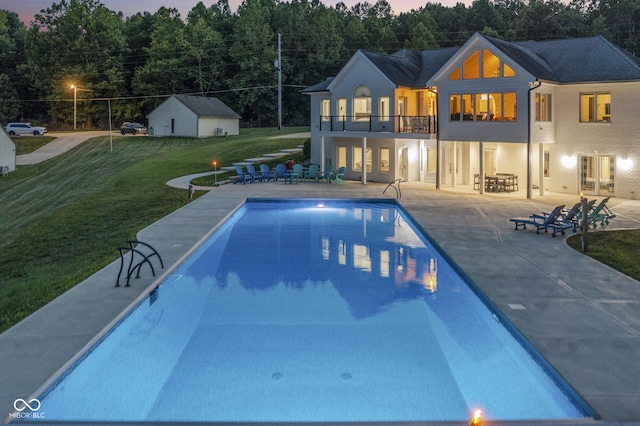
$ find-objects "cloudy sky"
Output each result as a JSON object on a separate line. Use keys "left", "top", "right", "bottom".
{"left": 3, "top": 0, "right": 470, "bottom": 24}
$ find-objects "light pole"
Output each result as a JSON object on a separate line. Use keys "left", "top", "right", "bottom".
{"left": 70, "top": 84, "right": 77, "bottom": 130}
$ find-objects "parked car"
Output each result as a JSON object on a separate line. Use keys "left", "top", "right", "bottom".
{"left": 4, "top": 122, "right": 47, "bottom": 136}
{"left": 120, "top": 122, "right": 148, "bottom": 135}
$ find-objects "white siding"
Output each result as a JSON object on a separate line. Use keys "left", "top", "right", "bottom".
{"left": 0, "top": 130, "right": 16, "bottom": 173}
{"left": 198, "top": 118, "right": 239, "bottom": 137}
{"left": 148, "top": 97, "right": 198, "bottom": 138}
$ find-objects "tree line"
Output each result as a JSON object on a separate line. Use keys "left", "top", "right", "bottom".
{"left": 1, "top": 0, "right": 639, "bottom": 130}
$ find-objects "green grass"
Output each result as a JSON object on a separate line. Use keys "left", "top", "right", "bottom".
{"left": 12, "top": 136, "right": 56, "bottom": 154}
{"left": 0, "top": 127, "right": 309, "bottom": 333}
{"left": 567, "top": 229, "right": 640, "bottom": 281}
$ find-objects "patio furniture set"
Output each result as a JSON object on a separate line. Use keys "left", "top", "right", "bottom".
{"left": 233, "top": 164, "right": 346, "bottom": 185}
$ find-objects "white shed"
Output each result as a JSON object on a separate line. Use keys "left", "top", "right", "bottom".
{"left": 0, "top": 128, "right": 16, "bottom": 175}
{"left": 147, "top": 94, "right": 241, "bottom": 138}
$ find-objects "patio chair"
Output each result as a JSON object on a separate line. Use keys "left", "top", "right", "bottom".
{"left": 319, "top": 165, "right": 333, "bottom": 183}
{"left": 305, "top": 164, "right": 319, "bottom": 182}
{"left": 246, "top": 164, "right": 259, "bottom": 182}
{"left": 509, "top": 205, "right": 572, "bottom": 237}
{"left": 233, "top": 165, "right": 253, "bottom": 184}
{"left": 274, "top": 163, "right": 287, "bottom": 182}
{"left": 287, "top": 164, "right": 303, "bottom": 184}
{"left": 330, "top": 166, "right": 346, "bottom": 184}
{"left": 259, "top": 164, "right": 274, "bottom": 182}
{"left": 538, "top": 202, "right": 581, "bottom": 233}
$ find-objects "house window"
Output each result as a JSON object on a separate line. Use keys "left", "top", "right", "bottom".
{"left": 536, "top": 93, "right": 552, "bottom": 122}
{"left": 337, "top": 146, "right": 346, "bottom": 169}
{"left": 544, "top": 151, "right": 549, "bottom": 177}
{"left": 449, "top": 92, "right": 516, "bottom": 121}
{"left": 380, "top": 148, "right": 390, "bottom": 172}
{"left": 337, "top": 98, "right": 346, "bottom": 122}
{"left": 353, "top": 146, "right": 372, "bottom": 172}
{"left": 451, "top": 49, "right": 516, "bottom": 80}
{"left": 321, "top": 99, "right": 330, "bottom": 121}
{"left": 427, "top": 148, "right": 437, "bottom": 173}
{"left": 353, "top": 85, "right": 371, "bottom": 121}
{"left": 482, "top": 50, "right": 501, "bottom": 78}
{"left": 580, "top": 93, "right": 611, "bottom": 122}
{"left": 462, "top": 50, "right": 480, "bottom": 79}
{"left": 379, "top": 96, "right": 390, "bottom": 121}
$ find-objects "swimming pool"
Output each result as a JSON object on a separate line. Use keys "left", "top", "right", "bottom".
{"left": 29, "top": 199, "right": 593, "bottom": 423}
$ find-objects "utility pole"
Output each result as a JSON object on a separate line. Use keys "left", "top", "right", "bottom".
{"left": 276, "top": 33, "right": 283, "bottom": 130}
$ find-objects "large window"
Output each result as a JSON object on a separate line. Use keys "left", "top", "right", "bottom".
{"left": 580, "top": 93, "right": 611, "bottom": 122}
{"left": 380, "top": 148, "right": 390, "bottom": 172}
{"left": 449, "top": 92, "right": 516, "bottom": 121}
{"left": 353, "top": 146, "right": 372, "bottom": 172}
{"left": 337, "top": 146, "right": 346, "bottom": 169}
{"left": 321, "top": 99, "right": 330, "bottom": 121}
{"left": 353, "top": 85, "right": 371, "bottom": 121}
{"left": 379, "top": 96, "right": 390, "bottom": 121}
{"left": 536, "top": 93, "right": 552, "bottom": 122}
{"left": 337, "top": 98, "right": 346, "bottom": 121}
{"left": 450, "top": 49, "right": 516, "bottom": 80}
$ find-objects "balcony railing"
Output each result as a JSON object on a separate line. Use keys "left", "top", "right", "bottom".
{"left": 319, "top": 115, "right": 436, "bottom": 134}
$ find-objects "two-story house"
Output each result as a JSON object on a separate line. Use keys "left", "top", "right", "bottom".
{"left": 305, "top": 32, "right": 640, "bottom": 199}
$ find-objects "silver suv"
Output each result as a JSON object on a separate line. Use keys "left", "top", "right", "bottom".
{"left": 4, "top": 122, "right": 48, "bottom": 136}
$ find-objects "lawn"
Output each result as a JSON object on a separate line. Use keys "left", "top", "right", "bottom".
{"left": 11, "top": 135, "right": 55, "bottom": 154}
{"left": 0, "top": 127, "right": 309, "bottom": 333}
{"left": 567, "top": 229, "right": 640, "bottom": 281}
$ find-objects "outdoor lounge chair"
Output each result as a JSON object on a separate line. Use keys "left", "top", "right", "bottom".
{"left": 509, "top": 205, "right": 573, "bottom": 237}
{"left": 233, "top": 165, "right": 253, "bottom": 184}
{"left": 259, "top": 164, "right": 273, "bottom": 182}
{"left": 305, "top": 164, "right": 319, "bottom": 182}
{"left": 287, "top": 164, "right": 303, "bottom": 184}
{"left": 587, "top": 197, "right": 616, "bottom": 228}
{"left": 246, "top": 164, "right": 259, "bottom": 182}
{"left": 320, "top": 165, "right": 333, "bottom": 183}
{"left": 539, "top": 202, "right": 582, "bottom": 233}
{"left": 274, "top": 163, "right": 287, "bottom": 182}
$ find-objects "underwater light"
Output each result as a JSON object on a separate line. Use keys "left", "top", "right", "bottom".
{"left": 469, "top": 409, "right": 482, "bottom": 426}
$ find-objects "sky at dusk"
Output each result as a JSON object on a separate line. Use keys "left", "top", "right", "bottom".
{"left": 2, "top": 0, "right": 471, "bottom": 25}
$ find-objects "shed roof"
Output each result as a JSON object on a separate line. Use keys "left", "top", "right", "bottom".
{"left": 173, "top": 94, "right": 241, "bottom": 118}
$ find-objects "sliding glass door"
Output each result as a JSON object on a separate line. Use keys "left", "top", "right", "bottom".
{"left": 580, "top": 154, "right": 615, "bottom": 195}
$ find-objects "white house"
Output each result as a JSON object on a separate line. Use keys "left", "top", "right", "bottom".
{"left": 148, "top": 94, "right": 241, "bottom": 138}
{"left": 0, "top": 128, "right": 16, "bottom": 175}
{"left": 305, "top": 33, "right": 640, "bottom": 199}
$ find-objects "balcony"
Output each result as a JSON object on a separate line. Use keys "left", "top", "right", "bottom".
{"left": 319, "top": 115, "right": 437, "bottom": 134}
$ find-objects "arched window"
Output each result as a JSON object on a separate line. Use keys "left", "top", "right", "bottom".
{"left": 353, "top": 85, "right": 372, "bottom": 121}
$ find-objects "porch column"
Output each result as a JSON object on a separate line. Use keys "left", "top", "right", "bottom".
{"left": 361, "top": 137, "right": 367, "bottom": 184}
{"left": 452, "top": 141, "right": 457, "bottom": 187}
{"left": 479, "top": 141, "right": 485, "bottom": 194}
{"left": 321, "top": 135, "right": 325, "bottom": 173}
{"left": 539, "top": 143, "right": 545, "bottom": 196}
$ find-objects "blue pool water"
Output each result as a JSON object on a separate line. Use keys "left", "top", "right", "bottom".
{"left": 33, "top": 199, "right": 591, "bottom": 422}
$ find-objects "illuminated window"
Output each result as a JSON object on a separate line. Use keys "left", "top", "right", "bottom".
{"left": 337, "top": 98, "right": 346, "bottom": 121}
{"left": 353, "top": 146, "right": 372, "bottom": 172}
{"left": 449, "top": 67, "right": 460, "bottom": 80}
{"left": 462, "top": 94, "right": 474, "bottom": 120}
{"left": 482, "top": 50, "right": 501, "bottom": 78}
{"left": 490, "top": 93, "right": 502, "bottom": 120}
{"left": 379, "top": 96, "right": 389, "bottom": 121}
{"left": 580, "top": 93, "right": 611, "bottom": 123}
{"left": 449, "top": 94, "right": 461, "bottom": 120}
{"left": 504, "top": 92, "right": 517, "bottom": 121}
{"left": 449, "top": 92, "right": 515, "bottom": 121}
{"left": 321, "top": 99, "right": 330, "bottom": 121}
{"left": 535, "top": 93, "right": 552, "bottom": 122}
{"left": 337, "top": 146, "right": 346, "bottom": 169}
{"left": 353, "top": 85, "right": 371, "bottom": 121}
{"left": 380, "top": 148, "right": 390, "bottom": 172}
{"left": 544, "top": 151, "right": 549, "bottom": 177}
{"left": 475, "top": 93, "right": 489, "bottom": 120}
{"left": 462, "top": 50, "right": 480, "bottom": 79}
{"left": 503, "top": 63, "right": 515, "bottom": 77}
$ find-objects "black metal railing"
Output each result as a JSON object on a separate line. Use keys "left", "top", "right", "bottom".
{"left": 319, "top": 115, "right": 436, "bottom": 134}
{"left": 116, "top": 240, "right": 164, "bottom": 287}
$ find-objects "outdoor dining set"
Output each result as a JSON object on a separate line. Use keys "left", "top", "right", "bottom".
{"left": 233, "top": 163, "right": 346, "bottom": 185}
{"left": 474, "top": 173, "right": 519, "bottom": 192}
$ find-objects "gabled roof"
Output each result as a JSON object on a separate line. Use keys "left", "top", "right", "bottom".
{"left": 362, "top": 48, "right": 459, "bottom": 88}
{"left": 484, "top": 34, "right": 640, "bottom": 83}
{"left": 301, "top": 77, "right": 334, "bottom": 93}
{"left": 173, "top": 94, "right": 241, "bottom": 118}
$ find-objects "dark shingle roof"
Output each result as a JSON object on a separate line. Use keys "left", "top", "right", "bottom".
{"left": 301, "top": 77, "right": 334, "bottom": 93}
{"left": 173, "top": 94, "right": 240, "bottom": 118}
{"left": 363, "top": 48, "right": 458, "bottom": 88}
{"left": 485, "top": 35, "right": 640, "bottom": 83}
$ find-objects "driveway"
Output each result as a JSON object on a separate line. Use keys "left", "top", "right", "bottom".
{"left": 15, "top": 131, "right": 116, "bottom": 165}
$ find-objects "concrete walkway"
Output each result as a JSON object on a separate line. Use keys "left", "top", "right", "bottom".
{"left": 2, "top": 180, "right": 640, "bottom": 425}
{"left": 15, "top": 131, "right": 115, "bottom": 165}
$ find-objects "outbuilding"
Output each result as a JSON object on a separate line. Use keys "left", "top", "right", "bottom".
{"left": 148, "top": 94, "right": 241, "bottom": 138}
{"left": 0, "top": 128, "right": 16, "bottom": 175}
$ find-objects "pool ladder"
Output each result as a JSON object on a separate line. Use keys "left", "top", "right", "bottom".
{"left": 383, "top": 179, "right": 402, "bottom": 199}
{"left": 116, "top": 240, "right": 164, "bottom": 287}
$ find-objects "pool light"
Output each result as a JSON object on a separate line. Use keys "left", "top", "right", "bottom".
{"left": 469, "top": 409, "right": 482, "bottom": 426}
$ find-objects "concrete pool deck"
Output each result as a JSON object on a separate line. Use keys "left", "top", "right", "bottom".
{"left": 1, "top": 180, "right": 640, "bottom": 425}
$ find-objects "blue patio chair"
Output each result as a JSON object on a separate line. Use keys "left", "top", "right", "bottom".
{"left": 287, "top": 164, "right": 303, "bottom": 184}
{"left": 233, "top": 165, "right": 253, "bottom": 184}
{"left": 330, "top": 166, "right": 346, "bottom": 184}
{"left": 319, "top": 165, "right": 333, "bottom": 183}
{"left": 305, "top": 164, "right": 319, "bottom": 182}
{"left": 259, "top": 164, "right": 273, "bottom": 182}
{"left": 509, "top": 205, "right": 572, "bottom": 237}
{"left": 587, "top": 197, "right": 616, "bottom": 228}
{"left": 246, "top": 164, "right": 259, "bottom": 182}
{"left": 274, "top": 164, "right": 287, "bottom": 182}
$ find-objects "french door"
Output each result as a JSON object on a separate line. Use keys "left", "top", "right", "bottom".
{"left": 579, "top": 154, "right": 615, "bottom": 196}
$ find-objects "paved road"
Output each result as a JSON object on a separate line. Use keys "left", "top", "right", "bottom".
{"left": 15, "top": 131, "right": 118, "bottom": 165}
